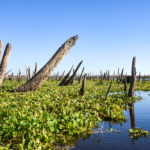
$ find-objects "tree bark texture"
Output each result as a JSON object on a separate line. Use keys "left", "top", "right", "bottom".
{"left": 128, "top": 57, "right": 136, "bottom": 98}
{"left": 15, "top": 35, "right": 78, "bottom": 92}
{"left": 0, "top": 43, "right": 12, "bottom": 87}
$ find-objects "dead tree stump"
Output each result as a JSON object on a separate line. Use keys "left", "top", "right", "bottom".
{"left": 15, "top": 35, "right": 78, "bottom": 92}
{"left": 34, "top": 62, "right": 37, "bottom": 76}
{"left": 65, "top": 60, "right": 83, "bottom": 85}
{"left": 105, "top": 80, "right": 112, "bottom": 100}
{"left": 128, "top": 57, "right": 136, "bottom": 98}
{"left": 79, "top": 74, "right": 86, "bottom": 96}
{"left": 78, "top": 67, "right": 84, "bottom": 84}
{"left": 59, "top": 71, "right": 65, "bottom": 80}
{"left": 59, "top": 66, "right": 73, "bottom": 86}
{"left": 124, "top": 76, "right": 127, "bottom": 93}
{"left": 0, "top": 43, "right": 12, "bottom": 87}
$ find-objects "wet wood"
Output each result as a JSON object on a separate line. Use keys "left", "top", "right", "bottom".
{"left": 129, "top": 103, "right": 136, "bottom": 129}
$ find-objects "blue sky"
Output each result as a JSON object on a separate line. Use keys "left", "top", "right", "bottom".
{"left": 0, "top": 0, "right": 150, "bottom": 75}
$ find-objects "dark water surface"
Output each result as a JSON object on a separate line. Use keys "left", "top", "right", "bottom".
{"left": 72, "top": 91, "right": 150, "bottom": 150}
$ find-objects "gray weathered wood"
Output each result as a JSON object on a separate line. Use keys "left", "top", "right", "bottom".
{"left": 0, "top": 43, "right": 12, "bottom": 87}
{"left": 34, "top": 62, "right": 37, "bottom": 76}
{"left": 128, "top": 57, "right": 136, "bottom": 98}
{"left": 15, "top": 35, "right": 78, "bottom": 92}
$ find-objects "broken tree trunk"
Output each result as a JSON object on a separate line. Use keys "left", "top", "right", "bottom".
{"left": 59, "top": 71, "right": 65, "bottom": 80}
{"left": 64, "top": 60, "right": 83, "bottom": 85}
{"left": 15, "top": 35, "right": 78, "bottom": 92}
{"left": 34, "top": 62, "right": 37, "bottom": 76}
{"left": 78, "top": 67, "right": 84, "bottom": 84}
{"left": 0, "top": 40, "right": 3, "bottom": 63}
{"left": 128, "top": 57, "right": 136, "bottom": 98}
{"left": 0, "top": 43, "right": 12, "bottom": 87}
{"left": 59, "top": 66, "right": 73, "bottom": 86}
{"left": 79, "top": 74, "right": 86, "bottom": 96}
{"left": 105, "top": 80, "right": 113, "bottom": 100}
{"left": 124, "top": 76, "right": 127, "bottom": 93}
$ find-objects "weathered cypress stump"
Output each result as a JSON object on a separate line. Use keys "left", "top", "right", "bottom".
{"left": 59, "top": 71, "right": 65, "bottom": 80}
{"left": 78, "top": 67, "right": 84, "bottom": 84}
{"left": 120, "top": 68, "right": 124, "bottom": 82}
{"left": 79, "top": 74, "right": 86, "bottom": 96}
{"left": 15, "top": 35, "right": 78, "bottom": 92}
{"left": 0, "top": 43, "right": 12, "bottom": 87}
{"left": 34, "top": 62, "right": 37, "bottom": 76}
{"left": 128, "top": 57, "right": 136, "bottom": 98}
{"left": 27, "top": 67, "right": 31, "bottom": 80}
{"left": 64, "top": 60, "right": 83, "bottom": 85}
{"left": 124, "top": 76, "right": 127, "bottom": 93}
{"left": 105, "top": 80, "right": 112, "bottom": 100}
{"left": 59, "top": 66, "right": 73, "bottom": 86}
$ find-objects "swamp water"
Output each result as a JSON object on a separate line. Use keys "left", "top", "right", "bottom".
{"left": 72, "top": 91, "right": 150, "bottom": 150}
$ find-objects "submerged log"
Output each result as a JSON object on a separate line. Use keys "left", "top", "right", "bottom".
{"left": 65, "top": 60, "right": 83, "bottom": 85}
{"left": 128, "top": 57, "right": 136, "bottom": 98}
{"left": 0, "top": 43, "right": 12, "bottom": 87}
{"left": 15, "top": 35, "right": 78, "bottom": 92}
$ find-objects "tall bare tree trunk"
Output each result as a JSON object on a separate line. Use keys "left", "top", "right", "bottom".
{"left": 128, "top": 57, "right": 136, "bottom": 98}
{"left": 0, "top": 43, "right": 12, "bottom": 87}
{"left": 15, "top": 35, "right": 78, "bottom": 92}
{"left": 0, "top": 41, "right": 3, "bottom": 63}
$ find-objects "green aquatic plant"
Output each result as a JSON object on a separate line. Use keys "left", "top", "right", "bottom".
{"left": 0, "top": 79, "right": 147, "bottom": 149}
{"left": 129, "top": 128, "right": 149, "bottom": 139}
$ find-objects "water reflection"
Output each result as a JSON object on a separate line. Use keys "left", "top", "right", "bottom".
{"left": 129, "top": 103, "right": 136, "bottom": 129}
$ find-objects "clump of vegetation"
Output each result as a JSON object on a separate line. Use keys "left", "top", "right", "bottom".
{"left": 0, "top": 79, "right": 147, "bottom": 149}
{"left": 129, "top": 128, "right": 149, "bottom": 139}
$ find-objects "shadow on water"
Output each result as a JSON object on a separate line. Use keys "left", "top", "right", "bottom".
{"left": 72, "top": 91, "right": 150, "bottom": 150}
